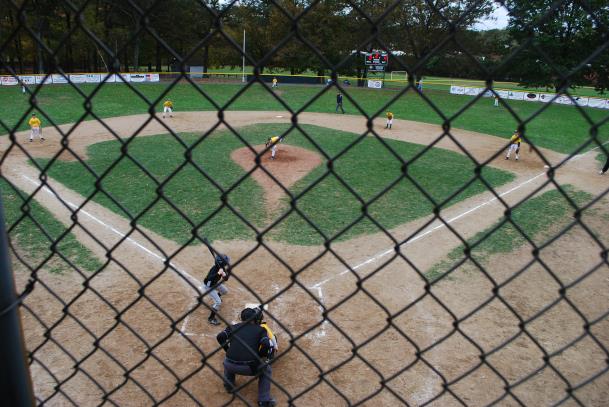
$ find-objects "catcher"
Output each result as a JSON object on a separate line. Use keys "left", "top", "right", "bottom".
{"left": 505, "top": 129, "right": 522, "bottom": 161}
{"left": 201, "top": 254, "right": 231, "bottom": 326}
{"left": 265, "top": 136, "right": 283, "bottom": 160}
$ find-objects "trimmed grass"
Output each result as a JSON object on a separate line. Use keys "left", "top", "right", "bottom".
{"left": 1, "top": 179, "right": 103, "bottom": 274}
{"left": 1, "top": 81, "right": 607, "bottom": 154}
{"left": 36, "top": 124, "right": 514, "bottom": 245}
{"left": 426, "top": 186, "right": 591, "bottom": 282}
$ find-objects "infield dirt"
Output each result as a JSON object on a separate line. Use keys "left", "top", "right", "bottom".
{"left": 3, "top": 111, "right": 608, "bottom": 406}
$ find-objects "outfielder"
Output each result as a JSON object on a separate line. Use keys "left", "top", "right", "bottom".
{"left": 162, "top": 99, "right": 173, "bottom": 118}
{"left": 28, "top": 113, "right": 44, "bottom": 142}
{"left": 505, "top": 130, "right": 522, "bottom": 161}
{"left": 265, "top": 136, "right": 282, "bottom": 160}
{"left": 272, "top": 77, "right": 278, "bottom": 88}
{"left": 385, "top": 111, "right": 394, "bottom": 129}
{"left": 201, "top": 254, "right": 231, "bottom": 325}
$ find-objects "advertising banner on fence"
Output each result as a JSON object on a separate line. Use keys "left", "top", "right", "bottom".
{"left": 507, "top": 91, "right": 525, "bottom": 100}
{"left": 524, "top": 93, "right": 540, "bottom": 102}
{"left": 35, "top": 75, "right": 52, "bottom": 84}
{"left": 69, "top": 74, "right": 87, "bottom": 83}
{"left": 130, "top": 74, "right": 146, "bottom": 82}
{"left": 19, "top": 75, "right": 36, "bottom": 85}
{"left": 367, "top": 80, "right": 382, "bottom": 89}
{"left": 464, "top": 87, "right": 484, "bottom": 96}
{"left": 497, "top": 90, "right": 510, "bottom": 99}
{"left": 85, "top": 74, "right": 101, "bottom": 83}
{"left": 538, "top": 94, "right": 554, "bottom": 103}
{"left": 555, "top": 95, "right": 574, "bottom": 105}
{"left": 450, "top": 85, "right": 465, "bottom": 95}
{"left": 1, "top": 76, "right": 18, "bottom": 86}
{"left": 573, "top": 96, "right": 589, "bottom": 107}
{"left": 52, "top": 74, "right": 68, "bottom": 84}
{"left": 146, "top": 73, "right": 160, "bottom": 82}
{"left": 588, "top": 98, "right": 609, "bottom": 109}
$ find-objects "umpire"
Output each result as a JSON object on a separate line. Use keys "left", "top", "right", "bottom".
{"left": 217, "top": 308, "right": 276, "bottom": 407}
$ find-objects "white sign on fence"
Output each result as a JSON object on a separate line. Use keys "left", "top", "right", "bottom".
{"left": 130, "top": 74, "right": 146, "bottom": 82}
{"left": 19, "top": 76, "right": 36, "bottom": 85}
{"left": 86, "top": 74, "right": 101, "bottom": 83}
{"left": 507, "top": 91, "right": 525, "bottom": 100}
{"left": 51, "top": 74, "right": 68, "bottom": 84}
{"left": 69, "top": 74, "right": 87, "bottom": 83}
{"left": 146, "top": 73, "right": 160, "bottom": 82}
{"left": 524, "top": 93, "right": 540, "bottom": 102}
{"left": 35, "top": 76, "right": 52, "bottom": 84}
{"left": 1, "top": 76, "right": 18, "bottom": 86}
{"left": 450, "top": 85, "right": 465, "bottom": 95}
{"left": 573, "top": 97, "right": 589, "bottom": 107}
{"left": 367, "top": 80, "right": 382, "bottom": 89}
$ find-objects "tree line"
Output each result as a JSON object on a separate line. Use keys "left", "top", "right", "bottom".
{"left": 1, "top": 0, "right": 607, "bottom": 92}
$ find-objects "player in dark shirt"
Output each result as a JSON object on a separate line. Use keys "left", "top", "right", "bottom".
{"left": 201, "top": 254, "right": 230, "bottom": 325}
{"left": 217, "top": 308, "right": 275, "bottom": 406}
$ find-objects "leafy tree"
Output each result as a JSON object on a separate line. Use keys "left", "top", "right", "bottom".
{"left": 505, "top": 0, "right": 609, "bottom": 92}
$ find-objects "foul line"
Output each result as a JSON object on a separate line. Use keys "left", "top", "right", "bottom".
{"left": 22, "top": 175, "right": 200, "bottom": 287}
{"left": 311, "top": 140, "right": 609, "bottom": 290}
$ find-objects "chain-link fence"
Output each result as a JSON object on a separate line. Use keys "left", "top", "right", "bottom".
{"left": 1, "top": 0, "right": 609, "bottom": 406}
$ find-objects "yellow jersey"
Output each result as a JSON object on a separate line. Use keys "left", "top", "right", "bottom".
{"left": 510, "top": 133, "right": 522, "bottom": 144}
{"left": 260, "top": 322, "right": 278, "bottom": 352}
{"left": 272, "top": 78, "right": 277, "bottom": 84}
{"left": 163, "top": 100, "right": 173, "bottom": 108}
{"left": 28, "top": 117, "right": 41, "bottom": 128}
{"left": 269, "top": 136, "right": 280, "bottom": 144}
{"left": 387, "top": 112, "right": 394, "bottom": 120}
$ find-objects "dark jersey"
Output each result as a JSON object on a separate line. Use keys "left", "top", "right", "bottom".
{"left": 203, "top": 264, "right": 227, "bottom": 286}
{"left": 336, "top": 94, "right": 343, "bottom": 104}
{"left": 217, "top": 322, "right": 271, "bottom": 361}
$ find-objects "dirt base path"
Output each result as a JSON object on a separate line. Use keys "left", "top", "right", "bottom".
{"left": 2, "top": 111, "right": 608, "bottom": 406}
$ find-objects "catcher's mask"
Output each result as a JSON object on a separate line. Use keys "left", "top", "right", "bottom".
{"left": 240, "top": 307, "right": 264, "bottom": 324}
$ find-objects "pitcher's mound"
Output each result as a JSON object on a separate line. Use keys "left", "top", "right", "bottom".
{"left": 231, "top": 145, "right": 322, "bottom": 212}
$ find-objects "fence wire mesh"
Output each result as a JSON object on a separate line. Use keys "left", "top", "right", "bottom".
{"left": 1, "top": 0, "right": 609, "bottom": 406}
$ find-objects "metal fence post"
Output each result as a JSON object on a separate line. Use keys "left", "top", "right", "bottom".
{"left": 0, "top": 191, "right": 35, "bottom": 406}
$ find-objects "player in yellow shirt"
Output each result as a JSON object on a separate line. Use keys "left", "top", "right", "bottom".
{"left": 254, "top": 307, "right": 278, "bottom": 359}
{"left": 265, "top": 135, "right": 282, "bottom": 160}
{"left": 505, "top": 130, "right": 522, "bottom": 161}
{"left": 28, "top": 113, "right": 44, "bottom": 142}
{"left": 272, "top": 77, "right": 278, "bottom": 88}
{"left": 385, "top": 112, "right": 394, "bottom": 129}
{"left": 162, "top": 100, "right": 173, "bottom": 118}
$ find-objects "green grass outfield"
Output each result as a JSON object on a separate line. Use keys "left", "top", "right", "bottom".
{"left": 36, "top": 124, "right": 514, "bottom": 245}
{"left": 426, "top": 186, "right": 591, "bottom": 282}
{"left": 1, "top": 82, "right": 607, "bottom": 154}
{"left": 1, "top": 180, "right": 103, "bottom": 274}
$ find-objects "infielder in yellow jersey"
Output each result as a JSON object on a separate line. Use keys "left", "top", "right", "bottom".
{"left": 28, "top": 113, "right": 44, "bottom": 142}
{"left": 265, "top": 136, "right": 282, "bottom": 160}
{"left": 162, "top": 100, "right": 173, "bottom": 118}
{"left": 385, "top": 112, "right": 394, "bottom": 129}
{"left": 505, "top": 130, "right": 522, "bottom": 161}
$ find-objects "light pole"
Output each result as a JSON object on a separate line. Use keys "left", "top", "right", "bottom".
{"left": 242, "top": 29, "right": 246, "bottom": 83}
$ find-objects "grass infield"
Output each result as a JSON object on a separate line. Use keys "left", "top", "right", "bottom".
{"left": 36, "top": 124, "right": 514, "bottom": 245}
{"left": 426, "top": 186, "right": 592, "bottom": 282}
{"left": 1, "top": 180, "right": 103, "bottom": 274}
{"left": 1, "top": 82, "right": 607, "bottom": 154}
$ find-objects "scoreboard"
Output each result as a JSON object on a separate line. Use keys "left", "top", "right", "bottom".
{"left": 364, "top": 51, "right": 388, "bottom": 66}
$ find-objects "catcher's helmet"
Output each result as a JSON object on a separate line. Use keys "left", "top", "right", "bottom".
{"left": 240, "top": 308, "right": 258, "bottom": 322}
{"left": 215, "top": 254, "right": 230, "bottom": 267}
{"left": 240, "top": 307, "right": 263, "bottom": 324}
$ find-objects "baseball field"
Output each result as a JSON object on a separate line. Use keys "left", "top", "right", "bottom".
{"left": 1, "top": 80, "right": 609, "bottom": 406}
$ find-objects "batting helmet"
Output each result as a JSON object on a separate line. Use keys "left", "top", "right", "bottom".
{"left": 215, "top": 254, "right": 230, "bottom": 267}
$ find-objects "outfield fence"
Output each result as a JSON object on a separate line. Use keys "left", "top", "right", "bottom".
{"left": 1, "top": 0, "right": 608, "bottom": 406}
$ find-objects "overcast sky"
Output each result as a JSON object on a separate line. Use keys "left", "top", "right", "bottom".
{"left": 473, "top": 4, "right": 510, "bottom": 31}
